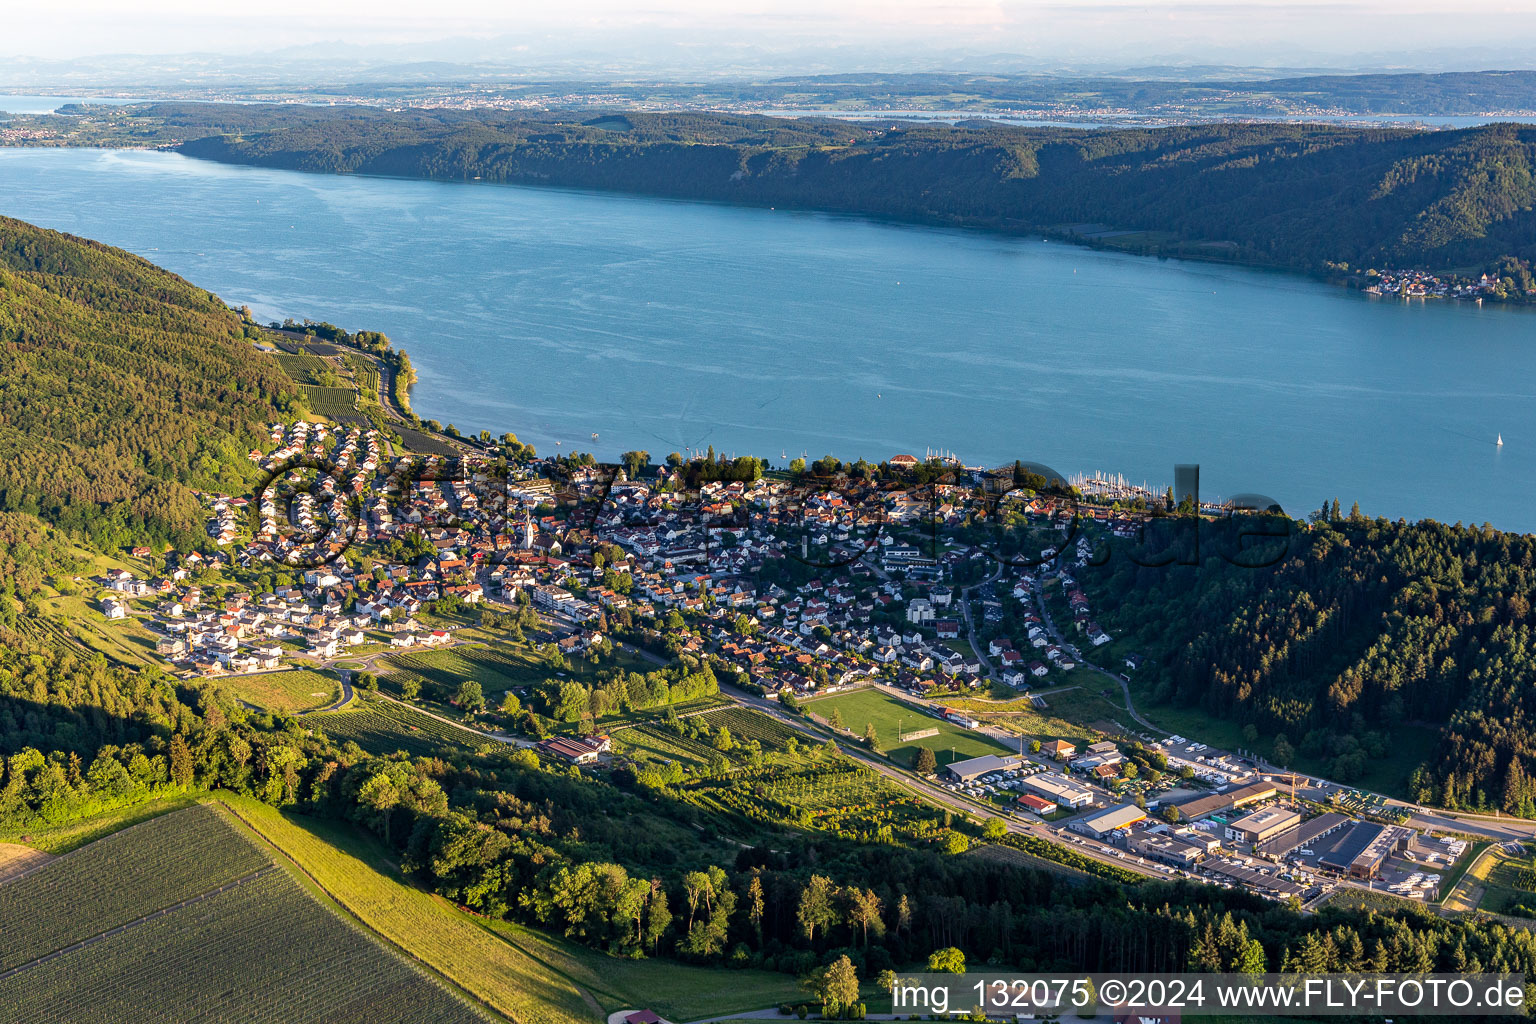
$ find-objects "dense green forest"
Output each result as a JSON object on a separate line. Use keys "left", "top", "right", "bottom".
{"left": 31, "top": 101, "right": 1536, "bottom": 274}
{"left": 0, "top": 216, "right": 296, "bottom": 550}
{"left": 1086, "top": 510, "right": 1536, "bottom": 814}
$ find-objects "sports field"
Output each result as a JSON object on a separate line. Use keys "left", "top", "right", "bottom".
{"left": 804, "top": 687, "right": 1009, "bottom": 767}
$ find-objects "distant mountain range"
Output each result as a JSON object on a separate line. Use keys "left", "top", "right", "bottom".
{"left": 20, "top": 101, "right": 1535, "bottom": 278}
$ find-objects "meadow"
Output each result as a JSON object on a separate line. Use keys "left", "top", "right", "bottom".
{"left": 223, "top": 668, "right": 342, "bottom": 713}
{"left": 804, "top": 687, "right": 1008, "bottom": 767}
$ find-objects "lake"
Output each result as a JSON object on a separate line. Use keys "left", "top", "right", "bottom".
{"left": 2, "top": 147, "right": 1533, "bottom": 530}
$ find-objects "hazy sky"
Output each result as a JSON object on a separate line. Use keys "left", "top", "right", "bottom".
{"left": 11, "top": 0, "right": 1536, "bottom": 69}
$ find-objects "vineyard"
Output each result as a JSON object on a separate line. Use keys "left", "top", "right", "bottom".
{"left": 688, "top": 759, "right": 943, "bottom": 844}
{"left": 309, "top": 698, "right": 492, "bottom": 756}
{"left": 0, "top": 868, "right": 490, "bottom": 1023}
{"left": 272, "top": 352, "right": 335, "bottom": 384}
{"left": 620, "top": 723, "right": 721, "bottom": 767}
{"left": 396, "top": 426, "right": 461, "bottom": 457}
{"left": 299, "top": 384, "right": 364, "bottom": 422}
{"left": 346, "top": 355, "right": 381, "bottom": 401}
{"left": 695, "top": 706, "right": 802, "bottom": 750}
{"left": 0, "top": 805, "right": 271, "bottom": 971}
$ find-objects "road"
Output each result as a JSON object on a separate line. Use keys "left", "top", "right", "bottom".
{"left": 725, "top": 683, "right": 1165, "bottom": 881}
{"left": 1031, "top": 572, "right": 1159, "bottom": 734}
{"left": 957, "top": 562, "right": 1004, "bottom": 680}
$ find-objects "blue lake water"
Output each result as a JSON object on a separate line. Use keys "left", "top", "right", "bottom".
{"left": 2, "top": 146, "right": 1533, "bottom": 530}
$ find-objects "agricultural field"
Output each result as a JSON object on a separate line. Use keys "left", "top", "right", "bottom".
{"left": 0, "top": 843, "right": 51, "bottom": 884}
{"left": 695, "top": 706, "right": 803, "bottom": 750}
{"left": 217, "top": 795, "right": 597, "bottom": 1024}
{"left": 346, "top": 354, "right": 382, "bottom": 399}
{"left": 804, "top": 687, "right": 1008, "bottom": 767}
{"left": 396, "top": 426, "right": 461, "bottom": 457}
{"left": 308, "top": 696, "right": 497, "bottom": 756}
{"left": 272, "top": 352, "right": 336, "bottom": 384}
{"left": 382, "top": 643, "right": 552, "bottom": 699}
{"left": 300, "top": 384, "right": 363, "bottom": 421}
{"left": 222, "top": 669, "right": 342, "bottom": 713}
{"left": 0, "top": 805, "right": 272, "bottom": 971}
{"left": 0, "top": 864, "right": 488, "bottom": 1024}
{"left": 1473, "top": 849, "right": 1536, "bottom": 915}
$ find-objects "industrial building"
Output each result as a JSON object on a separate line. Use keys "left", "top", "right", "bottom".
{"left": 1170, "top": 780, "right": 1277, "bottom": 822}
{"left": 943, "top": 752, "right": 1023, "bottom": 783}
{"left": 1073, "top": 803, "right": 1147, "bottom": 838}
{"left": 1312, "top": 821, "right": 1412, "bottom": 879}
{"left": 1128, "top": 828, "right": 1207, "bottom": 868}
{"left": 1225, "top": 806, "right": 1302, "bottom": 845}
{"left": 1020, "top": 773, "right": 1095, "bottom": 809}
{"left": 1258, "top": 812, "right": 1349, "bottom": 858}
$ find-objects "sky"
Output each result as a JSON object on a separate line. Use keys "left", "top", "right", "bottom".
{"left": 9, "top": 0, "right": 1536, "bottom": 71}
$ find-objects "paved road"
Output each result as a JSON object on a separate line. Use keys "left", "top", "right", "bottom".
{"left": 1031, "top": 573, "right": 1159, "bottom": 734}
{"left": 726, "top": 684, "right": 1164, "bottom": 881}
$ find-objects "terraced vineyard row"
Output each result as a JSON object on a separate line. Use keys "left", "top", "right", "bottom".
{"left": 300, "top": 384, "right": 364, "bottom": 422}
{"left": 0, "top": 805, "right": 270, "bottom": 971}
{"left": 696, "top": 706, "right": 801, "bottom": 749}
{"left": 0, "top": 868, "right": 490, "bottom": 1023}
{"left": 309, "top": 699, "right": 490, "bottom": 756}
{"left": 271, "top": 352, "right": 334, "bottom": 384}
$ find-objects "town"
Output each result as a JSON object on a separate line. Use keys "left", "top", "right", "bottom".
{"left": 72, "top": 414, "right": 1523, "bottom": 915}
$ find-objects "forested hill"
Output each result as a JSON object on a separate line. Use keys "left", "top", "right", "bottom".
{"left": 0, "top": 216, "right": 295, "bottom": 549}
{"left": 1085, "top": 512, "right": 1536, "bottom": 814}
{"left": 113, "top": 102, "right": 1536, "bottom": 273}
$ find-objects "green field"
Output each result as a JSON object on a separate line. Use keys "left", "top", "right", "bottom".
{"left": 0, "top": 805, "right": 271, "bottom": 971}
{"left": 218, "top": 795, "right": 599, "bottom": 1024}
{"left": 308, "top": 696, "right": 495, "bottom": 756}
{"left": 223, "top": 669, "right": 342, "bottom": 713}
{"left": 1473, "top": 848, "right": 1536, "bottom": 915}
{"left": 300, "top": 384, "right": 362, "bottom": 420}
{"left": 272, "top": 352, "right": 335, "bottom": 384}
{"left": 0, "top": 806, "right": 486, "bottom": 1023}
{"left": 382, "top": 643, "right": 554, "bottom": 698}
{"left": 939, "top": 686, "right": 1127, "bottom": 747}
{"left": 804, "top": 687, "right": 1008, "bottom": 767}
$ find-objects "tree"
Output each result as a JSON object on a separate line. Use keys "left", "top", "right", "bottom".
{"left": 1029, "top": 739, "right": 1042, "bottom": 754}
{"left": 1272, "top": 733, "right": 1295, "bottom": 767}
{"left": 168, "top": 734, "right": 194, "bottom": 788}
{"left": 914, "top": 747, "right": 938, "bottom": 775}
{"left": 828, "top": 708, "right": 845, "bottom": 731}
{"left": 927, "top": 947, "right": 966, "bottom": 974}
{"left": 845, "top": 887, "right": 885, "bottom": 944}
{"left": 457, "top": 679, "right": 485, "bottom": 713}
{"left": 400, "top": 678, "right": 421, "bottom": 701}
{"left": 1162, "top": 804, "right": 1181, "bottom": 824}
{"left": 941, "top": 830, "right": 969, "bottom": 855}
{"left": 806, "top": 954, "right": 860, "bottom": 1012}
{"left": 620, "top": 451, "right": 651, "bottom": 478}
{"left": 797, "top": 874, "right": 838, "bottom": 944}
{"left": 499, "top": 691, "right": 522, "bottom": 716}
{"left": 861, "top": 721, "right": 879, "bottom": 751}
{"left": 982, "top": 817, "right": 1007, "bottom": 841}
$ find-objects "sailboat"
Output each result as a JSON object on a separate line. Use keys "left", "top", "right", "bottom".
{"left": 1498, "top": 434, "right": 1504, "bottom": 447}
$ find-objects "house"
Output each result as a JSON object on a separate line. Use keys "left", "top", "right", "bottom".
{"left": 101, "top": 597, "right": 127, "bottom": 620}
{"left": 538, "top": 736, "right": 606, "bottom": 765}
{"left": 1041, "top": 739, "right": 1076, "bottom": 760}
{"left": 1018, "top": 793, "right": 1057, "bottom": 814}
{"left": 1124, "top": 653, "right": 1145, "bottom": 671}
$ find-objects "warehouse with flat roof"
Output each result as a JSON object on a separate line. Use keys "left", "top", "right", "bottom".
{"left": 943, "top": 752, "right": 1023, "bottom": 783}
{"left": 1225, "top": 806, "right": 1302, "bottom": 845}
{"left": 1171, "top": 780, "right": 1277, "bottom": 822}
{"left": 1258, "top": 811, "right": 1349, "bottom": 858}
{"left": 1073, "top": 803, "right": 1147, "bottom": 838}
{"left": 1020, "top": 773, "right": 1095, "bottom": 809}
